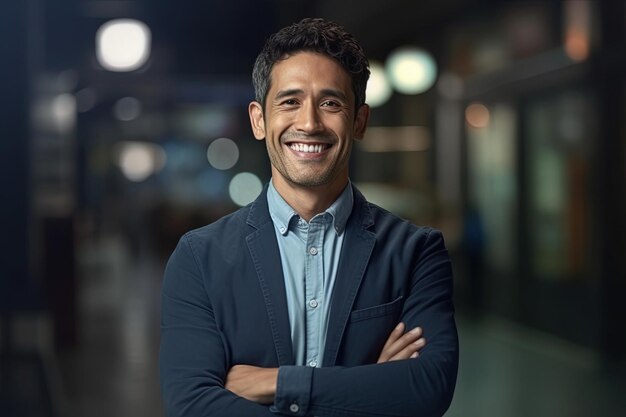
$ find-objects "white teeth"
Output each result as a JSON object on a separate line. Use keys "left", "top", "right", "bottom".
{"left": 289, "top": 143, "right": 327, "bottom": 153}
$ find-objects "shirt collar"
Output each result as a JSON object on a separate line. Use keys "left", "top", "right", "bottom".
{"left": 267, "top": 179, "right": 353, "bottom": 236}
{"left": 267, "top": 180, "right": 298, "bottom": 236}
{"left": 323, "top": 181, "right": 353, "bottom": 235}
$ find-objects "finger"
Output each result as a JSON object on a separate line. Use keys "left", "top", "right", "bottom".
{"left": 378, "top": 327, "right": 423, "bottom": 363}
{"left": 388, "top": 326, "right": 422, "bottom": 355}
{"left": 379, "top": 322, "right": 405, "bottom": 358}
{"left": 388, "top": 335, "right": 425, "bottom": 361}
{"left": 389, "top": 337, "right": 426, "bottom": 361}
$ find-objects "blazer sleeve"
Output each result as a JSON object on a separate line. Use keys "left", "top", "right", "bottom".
{"left": 272, "top": 229, "right": 459, "bottom": 417}
{"left": 159, "top": 234, "right": 275, "bottom": 417}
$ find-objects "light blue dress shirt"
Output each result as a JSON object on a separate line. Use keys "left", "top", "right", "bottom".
{"left": 267, "top": 180, "right": 353, "bottom": 368}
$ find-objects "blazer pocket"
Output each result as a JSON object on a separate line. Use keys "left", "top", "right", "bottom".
{"left": 349, "top": 295, "right": 404, "bottom": 323}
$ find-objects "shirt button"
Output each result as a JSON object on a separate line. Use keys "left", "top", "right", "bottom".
{"left": 308, "top": 359, "right": 318, "bottom": 367}
{"left": 309, "top": 299, "right": 318, "bottom": 308}
{"left": 309, "top": 247, "right": 318, "bottom": 255}
{"left": 279, "top": 227, "right": 286, "bottom": 234}
{"left": 289, "top": 403, "right": 300, "bottom": 413}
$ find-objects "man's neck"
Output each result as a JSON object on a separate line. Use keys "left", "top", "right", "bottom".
{"left": 271, "top": 176, "right": 348, "bottom": 222}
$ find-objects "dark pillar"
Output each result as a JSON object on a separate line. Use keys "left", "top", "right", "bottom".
{"left": 43, "top": 217, "right": 77, "bottom": 348}
{"left": 595, "top": 0, "right": 626, "bottom": 365}
{"left": 0, "top": 2, "right": 37, "bottom": 414}
{"left": 0, "top": 3, "right": 37, "bottom": 323}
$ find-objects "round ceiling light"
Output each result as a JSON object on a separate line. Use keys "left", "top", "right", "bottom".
{"left": 386, "top": 47, "right": 437, "bottom": 95}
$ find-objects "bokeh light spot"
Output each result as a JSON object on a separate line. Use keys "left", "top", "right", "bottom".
{"left": 465, "top": 103, "right": 491, "bottom": 128}
{"left": 366, "top": 61, "right": 392, "bottom": 107}
{"left": 96, "top": 19, "right": 151, "bottom": 72}
{"left": 113, "top": 97, "right": 142, "bottom": 121}
{"left": 52, "top": 93, "right": 76, "bottom": 134}
{"left": 229, "top": 172, "right": 263, "bottom": 207}
{"left": 565, "top": 29, "right": 589, "bottom": 62}
{"left": 117, "top": 141, "right": 166, "bottom": 182}
{"left": 207, "top": 137, "right": 239, "bottom": 170}
{"left": 386, "top": 47, "right": 437, "bottom": 95}
{"left": 75, "top": 88, "right": 97, "bottom": 113}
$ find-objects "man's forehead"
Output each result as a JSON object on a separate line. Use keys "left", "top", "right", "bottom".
{"left": 268, "top": 52, "right": 353, "bottom": 93}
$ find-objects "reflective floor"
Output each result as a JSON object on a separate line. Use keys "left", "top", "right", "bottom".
{"left": 449, "top": 317, "right": 626, "bottom": 417}
{"left": 6, "top": 234, "right": 626, "bottom": 417}
{"left": 58, "top": 236, "right": 164, "bottom": 417}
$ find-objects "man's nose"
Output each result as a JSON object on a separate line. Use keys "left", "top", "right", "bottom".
{"left": 294, "top": 101, "right": 323, "bottom": 133}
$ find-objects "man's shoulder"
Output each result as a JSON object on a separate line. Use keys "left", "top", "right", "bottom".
{"left": 351, "top": 185, "right": 431, "bottom": 235}
{"left": 181, "top": 204, "right": 253, "bottom": 246}
{"left": 362, "top": 199, "right": 434, "bottom": 237}
{"left": 356, "top": 199, "right": 448, "bottom": 262}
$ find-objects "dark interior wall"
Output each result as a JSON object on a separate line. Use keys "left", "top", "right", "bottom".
{"left": 0, "top": 3, "right": 35, "bottom": 312}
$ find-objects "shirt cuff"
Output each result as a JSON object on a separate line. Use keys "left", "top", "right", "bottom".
{"left": 270, "top": 365, "right": 313, "bottom": 416}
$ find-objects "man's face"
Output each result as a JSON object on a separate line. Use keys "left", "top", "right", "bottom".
{"left": 249, "top": 51, "right": 369, "bottom": 192}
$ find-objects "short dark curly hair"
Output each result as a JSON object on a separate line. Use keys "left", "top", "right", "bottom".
{"left": 252, "top": 17, "right": 370, "bottom": 111}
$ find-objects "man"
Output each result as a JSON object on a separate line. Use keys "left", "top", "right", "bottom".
{"left": 160, "top": 18, "right": 458, "bottom": 417}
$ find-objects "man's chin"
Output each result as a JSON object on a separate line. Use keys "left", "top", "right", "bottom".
{"left": 284, "top": 172, "right": 333, "bottom": 188}
{"left": 288, "top": 178, "right": 330, "bottom": 188}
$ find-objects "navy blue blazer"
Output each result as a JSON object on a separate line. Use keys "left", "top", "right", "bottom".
{"left": 160, "top": 186, "right": 458, "bottom": 417}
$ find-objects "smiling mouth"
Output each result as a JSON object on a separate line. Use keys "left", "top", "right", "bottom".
{"left": 288, "top": 143, "right": 331, "bottom": 153}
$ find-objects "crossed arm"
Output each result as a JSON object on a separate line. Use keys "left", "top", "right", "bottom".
{"left": 161, "top": 229, "right": 458, "bottom": 417}
{"left": 225, "top": 322, "right": 426, "bottom": 404}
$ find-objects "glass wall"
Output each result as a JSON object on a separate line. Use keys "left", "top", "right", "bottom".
{"left": 525, "top": 91, "right": 592, "bottom": 280}
{"left": 468, "top": 103, "right": 518, "bottom": 274}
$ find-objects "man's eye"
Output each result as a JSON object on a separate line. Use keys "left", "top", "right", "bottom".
{"left": 321, "top": 100, "right": 339, "bottom": 107}
{"left": 282, "top": 99, "right": 298, "bottom": 106}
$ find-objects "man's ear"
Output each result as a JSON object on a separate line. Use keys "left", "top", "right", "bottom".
{"left": 248, "top": 101, "right": 266, "bottom": 140}
{"left": 353, "top": 104, "right": 370, "bottom": 140}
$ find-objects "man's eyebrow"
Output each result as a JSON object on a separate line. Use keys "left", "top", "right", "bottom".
{"left": 273, "top": 88, "right": 349, "bottom": 102}
{"left": 320, "top": 89, "right": 348, "bottom": 102}
{"left": 274, "top": 89, "right": 304, "bottom": 100}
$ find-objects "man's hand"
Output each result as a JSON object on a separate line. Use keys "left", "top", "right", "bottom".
{"left": 377, "top": 322, "right": 426, "bottom": 363}
{"left": 225, "top": 364, "right": 278, "bottom": 404}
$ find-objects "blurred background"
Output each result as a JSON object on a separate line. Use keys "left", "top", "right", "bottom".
{"left": 1, "top": 0, "right": 625, "bottom": 416}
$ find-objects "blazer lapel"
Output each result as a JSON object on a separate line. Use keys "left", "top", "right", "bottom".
{"left": 322, "top": 188, "right": 376, "bottom": 366}
{"left": 246, "top": 189, "right": 295, "bottom": 366}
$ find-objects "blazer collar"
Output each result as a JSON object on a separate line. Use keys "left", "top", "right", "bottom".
{"left": 246, "top": 183, "right": 273, "bottom": 230}
{"left": 246, "top": 184, "right": 376, "bottom": 366}
{"left": 322, "top": 186, "right": 376, "bottom": 365}
{"left": 245, "top": 185, "right": 294, "bottom": 365}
